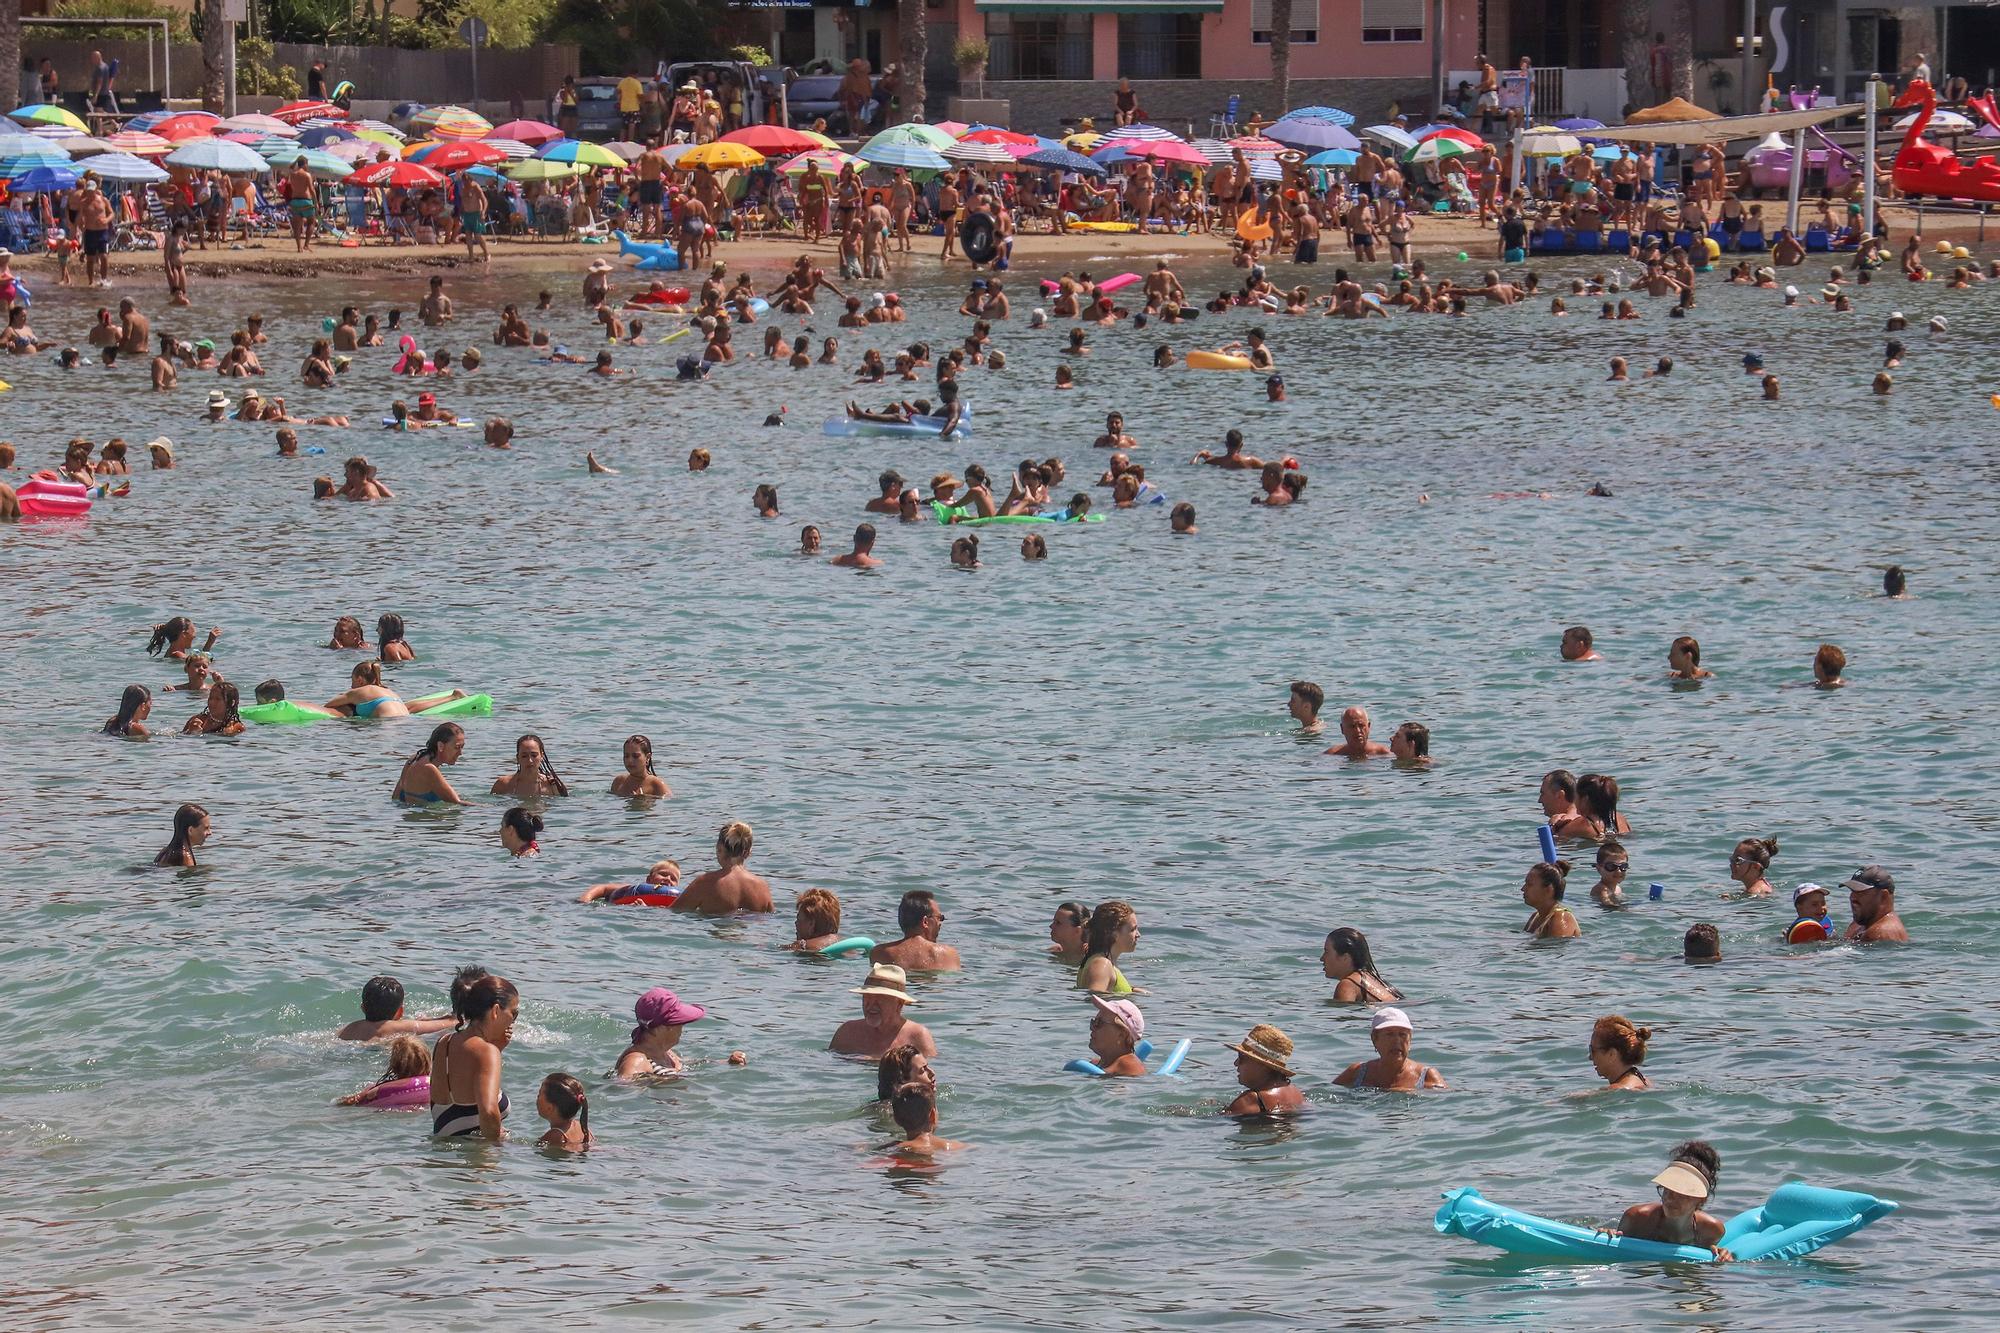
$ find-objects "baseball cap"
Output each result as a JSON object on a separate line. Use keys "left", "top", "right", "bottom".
{"left": 1089, "top": 994, "right": 1145, "bottom": 1041}
{"left": 1741, "top": 352, "right": 1763, "bottom": 369}
{"left": 1371, "top": 1006, "right": 1413, "bottom": 1033}
{"left": 1792, "top": 881, "right": 1826, "bottom": 904}
{"left": 1842, "top": 865, "right": 1894, "bottom": 893}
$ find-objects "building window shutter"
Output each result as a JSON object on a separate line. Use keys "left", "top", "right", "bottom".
{"left": 1251, "top": 0, "right": 1319, "bottom": 44}
{"left": 1360, "top": 0, "right": 1423, "bottom": 41}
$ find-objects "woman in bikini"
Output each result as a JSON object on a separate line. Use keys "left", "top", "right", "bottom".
{"left": 1321, "top": 927, "right": 1403, "bottom": 1003}
{"left": 394, "top": 722, "right": 467, "bottom": 805}
{"left": 430, "top": 974, "right": 517, "bottom": 1139}
{"left": 1522, "top": 859, "right": 1582, "bottom": 938}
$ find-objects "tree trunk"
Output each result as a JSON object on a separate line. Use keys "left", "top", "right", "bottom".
{"left": 1268, "top": 0, "right": 1291, "bottom": 119}
{"left": 381, "top": 0, "right": 394, "bottom": 48}
{"left": 899, "top": 0, "right": 927, "bottom": 122}
{"left": 202, "top": 0, "right": 230, "bottom": 112}
{"left": 1620, "top": 0, "right": 1650, "bottom": 115}
{"left": 1672, "top": 0, "right": 1695, "bottom": 102}
{"left": 0, "top": 0, "right": 20, "bottom": 115}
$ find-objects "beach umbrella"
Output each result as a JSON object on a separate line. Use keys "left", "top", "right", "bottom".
{"left": 327, "top": 139, "right": 390, "bottom": 164}
{"left": 53, "top": 134, "right": 117, "bottom": 157}
{"left": 1362, "top": 124, "right": 1418, "bottom": 151}
{"left": 83, "top": 151, "right": 170, "bottom": 183}
{"left": 1018, "top": 146, "right": 1105, "bottom": 177}
{"left": 353, "top": 129, "right": 405, "bottom": 151}
{"left": 479, "top": 138, "right": 536, "bottom": 161}
{"left": 778, "top": 148, "right": 863, "bottom": 175}
{"left": 106, "top": 129, "right": 172, "bottom": 156}
{"left": 1129, "top": 139, "right": 1210, "bottom": 167}
{"left": 349, "top": 158, "right": 447, "bottom": 188}
{"left": 264, "top": 147, "right": 355, "bottom": 179}
{"left": 8, "top": 103, "right": 89, "bottom": 132}
{"left": 235, "top": 133, "right": 301, "bottom": 158}
{"left": 504, "top": 159, "right": 584, "bottom": 182}
{"left": 1284, "top": 105, "right": 1357, "bottom": 126}
{"left": 151, "top": 113, "right": 228, "bottom": 141}
{"left": 1555, "top": 117, "right": 1604, "bottom": 131}
{"left": 1405, "top": 137, "right": 1477, "bottom": 163}
{"left": 722, "top": 124, "right": 828, "bottom": 156}
{"left": 414, "top": 140, "right": 508, "bottom": 171}
{"left": 1089, "top": 140, "right": 1139, "bottom": 166}
{"left": 1520, "top": 129, "right": 1583, "bottom": 157}
{"left": 9, "top": 164, "right": 79, "bottom": 192}
{"left": 655, "top": 143, "right": 702, "bottom": 168}
{"left": 1063, "top": 131, "right": 1106, "bottom": 152}
{"left": 599, "top": 140, "right": 646, "bottom": 162}
{"left": 857, "top": 139, "right": 950, "bottom": 172}
{"left": 1228, "top": 134, "right": 1287, "bottom": 154}
{"left": 1303, "top": 148, "right": 1359, "bottom": 167}
{"left": 1589, "top": 144, "right": 1628, "bottom": 161}
{"left": 1245, "top": 156, "right": 1283, "bottom": 181}
{"left": 418, "top": 106, "right": 493, "bottom": 141}
{"left": 960, "top": 127, "right": 1037, "bottom": 145}
{"left": 1896, "top": 108, "right": 1973, "bottom": 132}
{"left": 1105, "top": 123, "right": 1181, "bottom": 142}
{"left": 464, "top": 165, "right": 503, "bottom": 182}
{"left": 1265, "top": 116, "right": 1362, "bottom": 152}
{"left": 273, "top": 100, "right": 345, "bottom": 124}
{"left": 998, "top": 136, "right": 1064, "bottom": 160}
{"left": 348, "top": 119, "right": 405, "bottom": 140}
{"left": 166, "top": 138, "right": 272, "bottom": 173}
{"left": 129, "top": 109, "right": 215, "bottom": 133}
{"left": 487, "top": 118, "right": 563, "bottom": 147}
{"left": 1190, "top": 138, "right": 1234, "bottom": 166}
{"left": 675, "top": 141, "right": 765, "bottom": 170}
{"left": 870, "top": 123, "right": 955, "bottom": 150}
{"left": 944, "top": 138, "right": 1015, "bottom": 165}
{"left": 298, "top": 125, "right": 358, "bottom": 149}
{"left": 929, "top": 120, "right": 971, "bottom": 137}
{"left": 27, "top": 122, "right": 81, "bottom": 140}
{"left": 0, "top": 149, "right": 71, "bottom": 176}
{"left": 1418, "top": 126, "right": 1485, "bottom": 147}
{"left": 220, "top": 113, "right": 297, "bottom": 137}
{"left": 540, "top": 137, "right": 630, "bottom": 169}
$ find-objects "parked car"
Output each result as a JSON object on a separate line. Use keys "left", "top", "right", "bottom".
{"left": 785, "top": 72, "right": 880, "bottom": 136}
{"left": 569, "top": 77, "right": 624, "bottom": 141}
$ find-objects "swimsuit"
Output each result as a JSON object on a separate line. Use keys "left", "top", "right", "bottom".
{"left": 1359, "top": 1058, "right": 1436, "bottom": 1089}
{"left": 353, "top": 694, "right": 399, "bottom": 718}
{"left": 430, "top": 1034, "right": 509, "bottom": 1136}
{"left": 1078, "top": 957, "right": 1132, "bottom": 995}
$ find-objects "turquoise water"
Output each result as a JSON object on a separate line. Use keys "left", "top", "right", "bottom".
{"left": 4, "top": 252, "right": 1997, "bottom": 1328}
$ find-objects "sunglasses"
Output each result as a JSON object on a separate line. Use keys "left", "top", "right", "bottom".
{"left": 1599, "top": 861, "right": 1630, "bottom": 872}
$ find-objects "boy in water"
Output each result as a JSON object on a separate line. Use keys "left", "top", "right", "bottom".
{"left": 1288, "top": 680, "right": 1325, "bottom": 735}
{"left": 1786, "top": 883, "right": 1835, "bottom": 943}
{"left": 335, "top": 975, "right": 455, "bottom": 1041}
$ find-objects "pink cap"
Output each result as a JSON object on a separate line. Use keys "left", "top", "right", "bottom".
{"left": 634, "top": 986, "right": 705, "bottom": 1031}
{"left": 1090, "top": 994, "right": 1145, "bottom": 1041}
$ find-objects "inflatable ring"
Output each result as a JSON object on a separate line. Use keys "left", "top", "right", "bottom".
{"left": 960, "top": 213, "right": 999, "bottom": 265}
{"left": 1185, "top": 350, "right": 1255, "bottom": 371}
{"left": 16, "top": 473, "right": 92, "bottom": 519}
{"left": 347, "top": 1074, "right": 430, "bottom": 1108}
{"left": 1235, "top": 209, "right": 1274, "bottom": 243}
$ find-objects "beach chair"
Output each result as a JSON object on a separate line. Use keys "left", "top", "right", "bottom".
{"left": 1605, "top": 228, "right": 1631, "bottom": 251}
{"left": 1531, "top": 227, "right": 1566, "bottom": 252}
{"left": 1672, "top": 229, "right": 1694, "bottom": 249}
{"left": 1738, "top": 229, "right": 1767, "bottom": 251}
{"left": 1573, "top": 230, "right": 1602, "bottom": 254}
{"left": 1804, "top": 226, "right": 1831, "bottom": 252}
{"left": 1209, "top": 95, "right": 1241, "bottom": 139}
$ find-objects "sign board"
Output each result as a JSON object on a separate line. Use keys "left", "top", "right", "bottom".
{"left": 222, "top": 0, "right": 247, "bottom": 20}
{"left": 459, "top": 15, "right": 489, "bottom": 46}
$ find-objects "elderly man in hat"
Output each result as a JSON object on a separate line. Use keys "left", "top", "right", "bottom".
{"left": 1843, "top": 865, "right": 1908, "bottom": 942}
{"left": 830, "top": 963, "right": 936, "bottom": 1059}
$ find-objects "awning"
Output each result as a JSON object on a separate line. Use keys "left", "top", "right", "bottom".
{"left": 975, "top": 0, "right": 1223, "bottom": 12}
{"left": 1593, "top": 103, "right": 1866, "bottom": 145}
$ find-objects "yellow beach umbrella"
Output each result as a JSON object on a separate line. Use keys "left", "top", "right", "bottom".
{"left": 677, "top": 141, "right": 765, "bottom": 171}
{"left": 505, "top": 159, "right": 584, "bottom": 181}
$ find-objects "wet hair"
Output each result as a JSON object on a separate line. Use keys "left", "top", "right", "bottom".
{"left": 623, "top": 734, "right": 658, "bottom": 775}
{"left": 146, "top": 615, "right": 194, "bottom": 657}
{"left": 361, "top": 974, "right": 405, "bottom": 1022}
{"left": 1591, "top": 1014, "right": 1651, "bottom": 1065}
{"left": 1393, "top": 721, "right": 1430, "bottom": 757}
{"left": 1683, "top": 922, "right": 1721, "bottom": 961}
{"left": 1667, "top": 1140, "right": 1720, "bottom": 1194}
{"left": 513, "top": 733, "right": 569, "bottom": 796}
{"left": 1055, "top": 900, "right": 1091, "bottom": 933}
{"left": 456, "top": 974, "right": 518, "bottom": 1028}
{"left": 877, "top": 1044, "right": 927, "bottom": 1101}
{"left": 898, "top": 890, "right": 939, "bottom": 934}
{"left": 351, "top": 660, "right": 383, "bottom": 687}
{"left": 1290, "top": 680, "right": 1324, "bottom": 714}
{"left": 1731, "top": 836, "right": 1779, "bottom": 873}
{"left": 208, "top": 680, "right": 242, "bottom": 729}
{"left": 949, "top": 535, "right": 979, "bottom": 565}
{"left": 796, "top": 887, "right": 841, "bottom": 938}
{"left": 1575, "top": 773, "right": 1621, "bottom": 826}
{"left": 410, "top": 722, "right": 463, "bottom": 765}
{"left": 889, "top": 1079, "right": 936, "bottom": 1137}
{"left": 1326, "top": 926, "right": 1401, "bottom": 998}
{"left": 1671, "top": 634, "right": 1702, "bottom": 665}
{"left": 384, "top": 1034, "right": 430, "bottom": 1080}
{"left": 1815, "top": 643, "right": 1846, "bottom": 678}
{"left": 1596, "top": 838, "right": 1627, "bottom": 868}
{"left": 878, "top": 469, "right": 903, "bottom": 497}
{"left": 854, "top": 522, "right": 876, "bottom": 548}
{"left": 376, "top": 613, "right": 407, "bottom": 658}
{"left": 1564, "top": 624, "right": 1593, "bottom": 650}
{"left": 155, "top": 802, "right": 209, "bottom": 866}
{"left": 540, "top": 1072, "right": 590, "bottom": 1138}
{"left": 1021, "top": 532, "right": 1047, "bottom": 560}
{"left": 718, "top": 820, "right": 754, "bottom": 861}
{"left": 104, "top": 683, "right": 151, "bottom": 735}
{"left": 501, "top": 805, "right": 544, "bottom": 845}
{"left": 1084, "top": 900, "right": 1136, "bottom": 959}
{"left": 255, "top": 678, "right": 284, "bottom": 703}
{"left": 449, "top": 965, "right": 493, "bottom": 1020}
{"left": 1883, "top": 565, "right": 1906, "bottom": 596}
{"left": 1281, "top": 471, "right": 1308, "bottom": 498}
{"left": 1170, "top": 501, "right": 1196, "bottom": 530}
{"left": 1527, "top": 860, "right": 1573, "bottom": 899}
{"left": 1542, "top": 768, "right": 1577, "bottom": 803}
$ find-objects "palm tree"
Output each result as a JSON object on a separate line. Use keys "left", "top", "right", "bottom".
{"left": 1268, "top": 0, "right": 1292, "bottom": 118}
{"left": 203, "top": 0, "right": 230, "bottom": 112}
{"left": 0, "top": 2, "right": 20, "bottom": 115}
{"left": 899, "top": 0, "right": 928, "bottom": 123}
{"left": 1621, "top": 0, "right": 1651, "bottom": 114}
{"left": 1672, "top": 0, "right": 1695, "bottom": 101}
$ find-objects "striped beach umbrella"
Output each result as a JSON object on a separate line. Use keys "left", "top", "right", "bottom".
{"left": 415, "top": 106, "right": 493, "bottom": 141}
{"left": 868, "top": 123, "right": 955, "bottom": 151}
{"left": 858, "top": 139, "right": 950, "bottom": 172}
{"left": 164, "top": 138, "right": 272, "bottom": 174}
{"left": 107, "top": 129, "right": 173, "bottom": 156}
{"left": 219, "top": 113, "right": 298, "bottom": 137}
{"left": 943, "top": 138, "right": 1015, "bottom": 164}
{"left": 273, "top": 100, "right": 345, "bottom": 124}
{"left": 263, "top": 147, "right": 355, "bottom": 179}
{"left": 85, "top": 151, "right": 171, "bottom": 183}
{"left": 778, "top": 148, "right": 863, "bottom": 175}
{"left": 1104, "top": 123, "right": 1181, "bottom": 142}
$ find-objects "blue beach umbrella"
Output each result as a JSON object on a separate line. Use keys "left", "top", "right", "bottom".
{"left": 1019, "top": 147, "right": 1106, "bottom": 177}
{"left": 1089, "top": 140, "right": 1139, "bottom": 166}
{"left": 299, "top": 124, "right": 359, "bottom": 149}
{"left": 9, "top": 164, "right": 79, "bottom": 192}
{"left": 1591, "top": 144, "right": 1625, "bottom": 161}
{"left": 1265, "top": 116, "right": 1362, "bottom": 152}
{"left": 165, "top": 138, "right": 271, "bottom": 174}
{"left": 857, "top": 139, "right": 951, "bottom": 171}
{"left": 1283, "top": 105, "right": 1357, "bottom": 127}
{"left": 82, "top": 151, "right": 170, "bottom": 184}
{"left": 1304, "top": 148, "right": 1359, "bottom": 167}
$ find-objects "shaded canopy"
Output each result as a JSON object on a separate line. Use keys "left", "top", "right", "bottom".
{"left": 1626, "top": 97, "right": 1719, "bottom": 124}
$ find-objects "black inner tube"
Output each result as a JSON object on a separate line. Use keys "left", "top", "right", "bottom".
{"left": 960, "top": 214, "right": 997, "bottom": 264}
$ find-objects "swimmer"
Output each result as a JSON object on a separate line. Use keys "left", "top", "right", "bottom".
{"left": 865, "top": 470, "right": 904, "bottom": 514}
{"left": 1762, "top": 373, "right": 1780, "bottom": 400}
{"left": 1193, "top": 429, "right": 1264, "bottom": 469}
{"left": 615, "top": 987, "right": 706, "bottom": 1078}
{"left": 1083, "top": 996, "right": 1149, "bottom": 1077}
{"left": 1389, "top": 721, "right": 1431, "bottom": 767}
{"left": 154, "top": 802, "right": 211, "bottom": 868}
{"left": 901, "top": 492, "right": 927, "bottom": 525}
{"left": 688, "top": 448, "right": 711, "bottom": 472}
{"left": 1539, "top": 769, "right": 1580, "bottom": 828}
{"left": 1324, "top": 706, "right": 1390, "bottom": 759}
{"left": 535, "top": 1073, "right": 592, "bottom": 1150}
{"left": 752, "top": 483, "right": 780, "bottom": 518}
{"left": 885, "top": 1079, "right": 965, "bottom": 1157}
{"left": 499, "top": 806, "right": 542, "bottom": 856}
{"left": 1251, "top": 461, "right": 1294, "bottom": 506}
{"left": 578, "top": 859, "right": 680, "bottom": 904}
{"left": 1288, "top": 680, "right": 1325, "bottom": 734}
{"left": 1882, "top": 565, "right": 1908, "bottom": 598}
{"left": 1604, "top": 1141, "right": 1733, "bottom": 1260}
{"left": 1812, "top": 643, "right": 1847, "bottom": 689}
{"left": 336, "top": 975, "right": 456, "bottom": 1041}
{"left": 1684, "top": 922, "right": 1722, "bottom": 962}
{"left": 1560, "top": 625, "right": 1603, "bottom": 661}
{"left": 948, "top": 534, "right": 980, "bottom": 568}
{"left": 1588, "top": 1016, "right": 1653, "bottom": 1091}
{"left": 492, "top": 733, "right": 570, "bottom": 797}
{"left": 1048, "top": 901, "right": 1091, "bottom": 962}
{"left": 429, "top": 974, "right": 516, "bottom": 1140}
{"left": 1054, "top": 364, "right": 1075, "bottom": 389}
{"left": 1589, "top": 840, "right": 1630, "bottom": 907}
{"left": 870, "top": 890, "right": 962, "bottom": 973}
{"left": 102, "top": 684, "right": 152, "bottom": 737}
{"left": 831, "top": 522, "right": 882, "bottom": 569}
{"left": 1076, "top": 900, "right": 1141, "bottom": 994}
{"left": 831, "top": 964, "right": 936, "bottom": 1060}
{"left": 786, "top": 887, "right": 845, "bottom": 952}
{"left": 1843, "top": 865, "right": 1908, "bottom": 942}
{"left": 145, "top": 616, "right": 221, "bottom": 660}
{"left": 337, "top": 456, "right": 393, "bottom": 501}
{"left": 182, "top": 680, "right": 244, "bottom": 735}
{"left": 673, "top": 821, "right": 773, "bottom": 914}
{"left": 1608, "top": 356, "right": 1628, "bottom": 382}
{"left": 1522, "top": 860, "right": 1582, "bottom": 938}
{"left": 1321, "top": 927, "right": 1402, "bottom": 1003}
{"left": 1222, "top": 1024, "right": 1305, "bottom": 1115}
{"left": 1667, "top": 634, "right": 1714, "bottom": 680}
{"left": 1559, "top": 773, "right": 1631, "bottom": 839}
{"left": 163, "top": 652, "right": 220, "bottom": 693}
{"left": 610, "top": 733, "right": 670, "bottom": 798}
{"left": 1333, "top": 1007, "right": 1447, "bottom": 1091}
{"left": 334, "top": 1035, "right": 430, "bottom": 1106}
{"left": 324, "top": 661, "right": 462, "bottom": 719}
{"left": 1787, "top": 882, "right": 1836, "bottom": 943}
{"left": 393, "top": 723, "right": 468, "bottom": 805}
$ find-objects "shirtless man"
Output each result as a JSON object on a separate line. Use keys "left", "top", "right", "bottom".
{"left": 635, "top": 140, "right": 668, "bottom": 238}
{"left": 864, "top": 471, "right": 903, "bottom": 514}
{"left": 870, "top": 891, "right": 963, "bottom": 972}
{"left": 334, "top": 975, "right": 455, "bottom": 1042}
{"left": 150, "top": 332, "right": 178, "bottom": 390}
{"left": 831, "top": 522, "right": 883, "bottom": 569}
{"left": 1292, "top": 204, "right": 1321, "bottom": 263}
{"left": 1193, "top": 428, "right": 1263, "bottom": 469}
{"left": 1609, "top": 149, "right": 1640, "bottom": 225}
{"left": 116, "top": 298, "right": 150, "bottom": 356}
{"left": 1094, "top": 410, "right": 1138, "bottom": 451}
{"left": 889, "top": 168, "right": 915, "bottom": 252}
{"left": 77, "top": 178, "right": 115, "bottom": 287}
{"left": 418, "top": 275, "right": 453, "bottom": 326}
{"left": 1344, "top": 195, "right": 1378, "bottom": 262}
{"left": 1325, "top": 706, "right": 1391, "bottom": 759}
{"left": 829, "top": 965, "right": 936, "bottom": 1059}
{"left": 1842, "top": 866, "right": 1909, "bottom": 942}
{"left": 1352, "top": 145, "right": 1385, "bottom": 201}
{"left": 672, "top": 821, "right": 773, "bottom": 914}
{"left": 286, "top": 159, "right": 317, "bottom": 252}
{"left": 863, "top": 198, "right": 890, "bottom": 278}
{"left": 1143, "top": 258, "right": 1185, "bottom": 308}
{"left": 937, "top": 176, "right": 961, "bottom": 260}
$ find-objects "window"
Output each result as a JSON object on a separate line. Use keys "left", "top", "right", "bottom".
{"left": 1360, "top": 0, "right": 1422, "bottom": 42}
{"left": 986, "top": 13, "right": 1092, "bottom": 80}
{"left": 1118, "top": 13, "right": 1202, "bottom": 79}
{"left": 1251, "top": 0, "right": 1319, "bottom": 44}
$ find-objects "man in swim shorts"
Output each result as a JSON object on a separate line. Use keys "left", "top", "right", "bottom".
{"left": 635, "top": 140, "right": 668, "bottom": 238}
{"left": 286, "top": 159, "right": 318, "bottom": 253}
{"left": 77, "top": 176, "right": 114, "bottom": 286}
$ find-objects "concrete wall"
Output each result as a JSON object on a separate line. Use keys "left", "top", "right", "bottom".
{"left": 987, "top": 75, "right": 1436, "bottom": 134}
{"left": 18, "top": 37, "right": 576, "bottom": 103}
